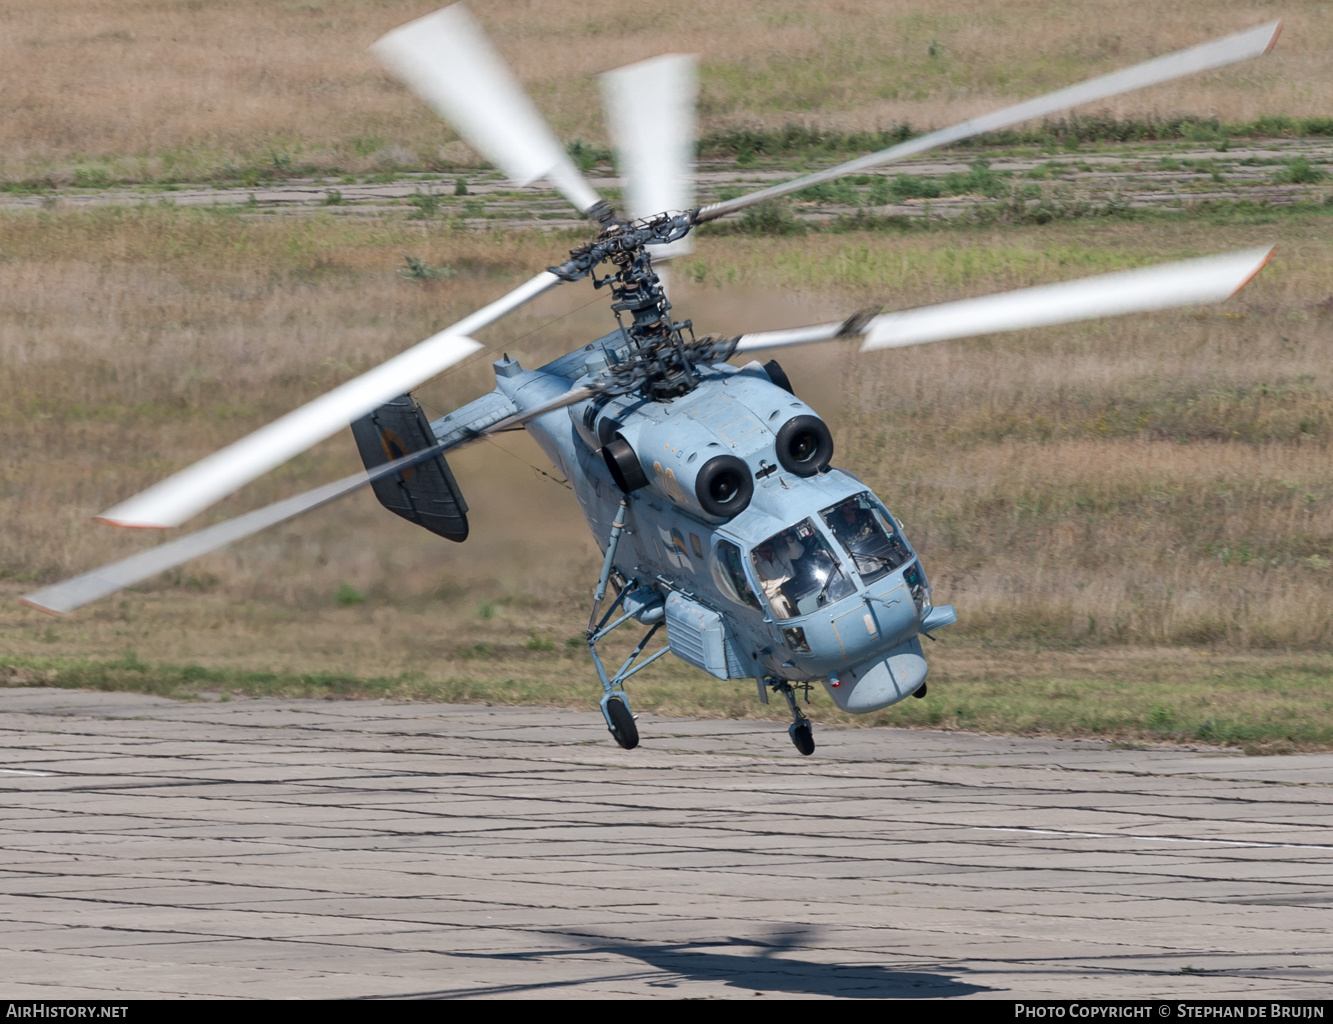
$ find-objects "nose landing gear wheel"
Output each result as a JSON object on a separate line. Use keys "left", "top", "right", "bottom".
{"left": 606, "top": 696, "right": 639, "bottom": 750}
{"left": 789, "top": 718, "right": 815, "bottom": 756}
{"left": 769, "top": 677, "right": 817, "bottom": 755}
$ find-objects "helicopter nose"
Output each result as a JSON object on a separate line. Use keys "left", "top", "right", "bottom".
{"left": 823, "top": 638, "right": 929, "bottom": 714}
{"left": 818, "top": 586, "right": 917, "bottom": 669}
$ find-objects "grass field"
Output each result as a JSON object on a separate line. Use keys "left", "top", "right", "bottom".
{"left": 2, "top": 196, "right": 1332, "bottom": 750}
{"left": 3, "top": 1, "right": 1330, "bottom": 184}
{"left": 3, "top": 0, "right": 1332, "bottom": 752}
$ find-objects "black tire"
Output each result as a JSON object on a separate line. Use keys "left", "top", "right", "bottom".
{"left": 912, "top": 682, "right": 928, "bottom": 699}
{"left": 606, "top": 697, "right": 639, "bottom": 750}
{"left": 789, "top": 719, "right": 815, "bottom": 756}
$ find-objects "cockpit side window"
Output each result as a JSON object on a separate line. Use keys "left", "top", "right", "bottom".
{"left": 820, "top": 493, "right": 912, "bottom": 585}
{"left": 751, "top": 518, "right": 856, "bottom": 620}
{"left": 711, "top": 539, "right": 761, "bottom": 611}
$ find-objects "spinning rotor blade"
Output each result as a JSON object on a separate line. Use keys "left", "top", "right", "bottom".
{"left": 484, "top": 386, "right": 596, "bottom": 434}
{"left": 28, "top": 386, "right": 602, "bottom": 615}
{"left": 600, "top": 54, "right": 697, "bottom": 257}
{"left": 373, "top": 4, "right": 603, "bottom": 216}
{"left": 99, "top": 271, "right": 564, "bottom": 530}
{"left": 696, "top": 20, "right": 1282, "bottom": 223}
{"left": 734, "top": 246, "right": 1274, "bottom": 353}
{"left": 26, "top": 470, "right": 389, "bottom": 617}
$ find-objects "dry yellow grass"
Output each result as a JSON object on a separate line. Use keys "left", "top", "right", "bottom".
{"left": 2, "top": 204, "right": 1332, "bottom": 657}
{"left": 2, "top": 0, "right": 1329, "bottom": 182}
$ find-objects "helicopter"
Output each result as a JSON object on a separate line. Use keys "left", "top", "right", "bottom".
{"left": 22, "top": 5, "right": 1281, "bottom": 756}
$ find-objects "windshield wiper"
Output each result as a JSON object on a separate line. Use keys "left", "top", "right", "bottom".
{"left": 850, "top": 551, "right": 895, "bottom": 572}
{"left": 814, "top": 564, "right": 848, "bottom": 606}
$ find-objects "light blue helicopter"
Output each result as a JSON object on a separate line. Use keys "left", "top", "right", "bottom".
{"left": 25, "top": 6, "right": 1281, "bottom": 755}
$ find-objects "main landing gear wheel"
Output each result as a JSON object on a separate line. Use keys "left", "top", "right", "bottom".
{"left": 606, "top": 697, "right": 639, "bottom": 750}
{"left": 789, "top": 718, "right": 815, "bottom": 756}
{"left": 913, "top": 682, "right": 928, "bottom": 699}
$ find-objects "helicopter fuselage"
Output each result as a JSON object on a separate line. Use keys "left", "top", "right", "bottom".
{"left": 433, "top": 330, "right": 956, "bottom": 715}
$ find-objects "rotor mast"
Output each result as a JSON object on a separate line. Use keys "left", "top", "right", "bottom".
{"left": 549, "top": 213, "right": 728, "bottom": 401}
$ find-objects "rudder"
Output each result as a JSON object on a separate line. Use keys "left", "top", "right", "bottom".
{"left": 351, "top": 394, "right": 469, "bottom": 542}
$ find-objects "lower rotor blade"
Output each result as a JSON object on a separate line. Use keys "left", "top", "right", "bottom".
{"left": 696, "top": 20, "right": 1281, "bottom": 223}
{"left": 25, "top": 475, "right": 370, "bottom": 616}
{"left": 733, "top": 247, "right": 1274, "bottom": 353}
{"left": 23, "top": 438, "right": 447, "bottom": 616}
{"left": 734, "top": 321, "right": 843, "bottom": 352}
{"left": 98, "top": 271, "right": 562, "bottom": 530}
{"left": 29, "top": 386, "right": 604, "bottom": 616}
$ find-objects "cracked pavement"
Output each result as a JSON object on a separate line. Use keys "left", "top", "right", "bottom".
{"left": 1, "top": 688, "right": 1331, "bottom": 999}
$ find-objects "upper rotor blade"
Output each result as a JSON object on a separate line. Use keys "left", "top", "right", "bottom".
{"left": 98, "top": 271, "right": 562, "bottom": 530}
{"left": 696, "top": 20, "right": 1282, "bottom": 223}
{"left": 862, "top": 247, "right": 1274, "bottom": 352}
{"left": 372, "top": 4, "right": 602, "bottom": 216}
{"left": 733, "top": 247, "right": 1274, "bottom": 354}
{"left": 600, "top": 54, "right": 697, "bottom": 257}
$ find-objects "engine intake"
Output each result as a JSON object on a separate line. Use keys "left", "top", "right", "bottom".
{"left": 775, "top": 415, "right": 834, "bottom": 477}
{"left": 603, "top": 436, "right": 649, "bottom": 493}
{"left": 695, "top": 455, "right": 754, "bottom": 518}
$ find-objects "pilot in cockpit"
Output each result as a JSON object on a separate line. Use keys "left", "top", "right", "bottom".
{"left": 830, "top": 498, "right": 877, "bottom": 548}
{"left": 754, "top": 531, "right": 803, "bottom": 588}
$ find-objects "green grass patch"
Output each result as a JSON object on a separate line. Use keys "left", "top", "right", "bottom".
{"left": 696, "top": 116, "right": 1333, "bottom": 163}
{"left": 884, "top": 656, "right": 1333, "bottom": 754}
{"left": 4, "top": 649, "right": 1332, "bottom": 753}
{"left": 4, "top": 115, "right": 1327, "bottom": 192}
{"left": 0, "top": 652, "right": 601, "bottom": 706}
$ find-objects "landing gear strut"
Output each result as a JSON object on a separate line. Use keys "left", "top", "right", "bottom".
{"left": 766, "top": 677, "right": 816, "bottom": 756}
{"left": 585, "top": 500, "right": 669, "bottom": 750}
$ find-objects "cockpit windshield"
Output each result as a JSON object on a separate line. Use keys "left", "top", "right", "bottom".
{"left": 820, "top": 493, "right": 912, "bottom": 585}
{"left": 751, "top": 518, "right": 855, "bottom": 620}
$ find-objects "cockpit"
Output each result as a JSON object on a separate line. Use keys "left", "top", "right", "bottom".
{"left": 711, "top": 491, "right": 919, "bottom": 623}
{"left": 818, "top": 493, "right": 912, "bottom": 585}
{"left": 750, "top": 518, "right": 855, "bottom": 619}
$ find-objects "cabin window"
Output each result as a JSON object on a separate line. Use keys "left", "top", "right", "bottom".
{"left": 751, "top": 518, "right": 855, "bottom": 620}
{"left": 690, "top": 533, "right": 703, "bottom": 559}
{"left": 711, "top": 540, "right": 761, "bottom": 611}
{"left": 820, "top": 492, "right": 912, "bottom": 585}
